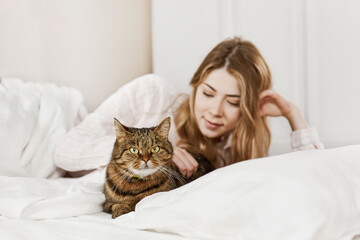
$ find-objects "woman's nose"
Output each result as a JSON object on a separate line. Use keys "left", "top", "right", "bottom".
{"left": 209, "top": 98, "right": 223, "bottom": 116}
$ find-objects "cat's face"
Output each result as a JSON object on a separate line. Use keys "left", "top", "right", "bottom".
{"left": 112, "top": 117, "right": 173, "bottom": 178}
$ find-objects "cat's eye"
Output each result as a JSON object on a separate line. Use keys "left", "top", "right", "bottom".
{"left": 151, "top": 146, "right": 160, "bottom": 153}
{"left": 129, "top": 147, "right": 139, "bottom": 154}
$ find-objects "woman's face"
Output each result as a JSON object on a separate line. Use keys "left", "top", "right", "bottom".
{"left": 194, "top": 68, "right": 241, "bottom": 139}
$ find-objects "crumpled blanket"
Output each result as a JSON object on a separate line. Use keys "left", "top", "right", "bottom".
{"left": 0, "top": 168, "right": 106, "bottom": 219}
{"left": 1, "top": 78, "right": 359, "bottom": 240}
{"left": 1, "top": 145, "right": 360, "bottom": 240}
{"left": 0, "top": 78, "right": 87, "bottom": 178}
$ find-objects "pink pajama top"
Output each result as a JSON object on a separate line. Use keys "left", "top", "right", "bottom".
{"left": 54, "top": 74, "right": 324, "bottom": 172}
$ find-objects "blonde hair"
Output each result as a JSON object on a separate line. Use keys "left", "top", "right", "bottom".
{"left": 174, "top": 37, "right": 272, "bottom": 167}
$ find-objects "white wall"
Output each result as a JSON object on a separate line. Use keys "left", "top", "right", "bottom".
{"left": 306, "top": 0, "right": 360, "bottom": 148}
{"left": 152, "top": 0, "right": 360, "bottom": 154}
{"left": 0, "top": 0, "right": 152, "bottom": 111}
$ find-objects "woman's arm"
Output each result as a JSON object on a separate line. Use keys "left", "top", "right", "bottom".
{"left": 54, "top": 74, "right": 179, "bottom": 172}
{"left": 259, "top": 89, "right": 324, "bottom": 150}
{"left": 54, "top": 82, "right": 137, "bottom": 172}
{"left": 259, "top": 89, "right": 308, "bottom": 130}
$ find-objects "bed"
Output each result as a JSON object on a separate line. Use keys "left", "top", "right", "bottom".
{"left": 1, "top": 79, "right": 360, "bottom": 240}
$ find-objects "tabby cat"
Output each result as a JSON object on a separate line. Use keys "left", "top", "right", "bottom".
{"left": 104, "top": 117, "right": 213, "bottom": 218}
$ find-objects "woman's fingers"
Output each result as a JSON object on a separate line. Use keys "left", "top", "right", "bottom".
{"left": 181, "top": 149, "right": 199, "bottom": 173}
{"left": 259, "top": 90, "right": 292, "bottom": 117}
{"left": 259, "top": 90, "right": 282, "bottom": 106}
{"left": 173, "top": 153, "right": 191, "bottom": 177}
{"left": 259, "top": 89, "right": 276, "bottom": 101}
{"left": 175, "top": 149, "right": 198, "bottom": 178}
{"left": 172, "top": 147, "right": 199, "bottom": 178}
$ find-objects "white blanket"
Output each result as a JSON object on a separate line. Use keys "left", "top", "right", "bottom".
{"left": 117, "top": 145, "right": 360, "bottom": 240}
{"left": 0, "top": 78, "right": 87, "bottom": 178}
{"left": 1, "top": 145, "right": 360, "bottom": 240}
{"left": 0, "top": 169, "right": 105, "bottom": 219}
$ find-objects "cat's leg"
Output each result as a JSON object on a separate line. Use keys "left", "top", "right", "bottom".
{"left": 111, "top": 202, "right": 136, "bottom": 218}
{"left": 103, "top": 201, "right": 113, "bottom": 213}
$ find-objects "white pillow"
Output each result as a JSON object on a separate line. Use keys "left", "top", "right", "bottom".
{"left": 116, "top": 145, "right": 360, "bottom": 240}
{"left": 0, "top": 79, "right": 87, "bottom": 178}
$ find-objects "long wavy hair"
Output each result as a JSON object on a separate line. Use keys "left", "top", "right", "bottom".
{"left": 174, "top": 37, "right": 272, "bottom": 167}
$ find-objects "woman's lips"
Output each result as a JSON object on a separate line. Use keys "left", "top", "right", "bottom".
{"left": 204, "top": 118, "right": 222, "bottom": 130}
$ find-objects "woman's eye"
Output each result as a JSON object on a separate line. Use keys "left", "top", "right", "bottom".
{"left": 151, "top": 146, "right": 160, "bottom": 153}
{"left": 203, "top": 92, "right": 213, "bottom": 97}
{"left": 228, "top": 101, "right": 239, "bottom": 106}
{"left": 129, "top": 147, "right": 139, "bottom": 154}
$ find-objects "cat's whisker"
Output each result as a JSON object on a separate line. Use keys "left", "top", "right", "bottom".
{"left": 160, "top": 166, "right": 186, "bottom": 187}
{"left": 110, "top": 173, "right": 129, "bottom": 199}
{"left": 169, "top": 168, "right": 187, "bottom": 185}
{"left": 111, "top": 169, "right": 134, "bottom": 198}
{"left": 162, "top": 166, "right": 183, "bottom": 179}
{"left": 158, "top": 168, "right": 177, "bottom": 189}
{"left": 106, "top": 170, "right": 125, "bottom": 182}
{"left": 106, "top": 172, "right": 125, "bottom": 193}
{"left": 159, "top": 166, "right": 175, "bottom": 179}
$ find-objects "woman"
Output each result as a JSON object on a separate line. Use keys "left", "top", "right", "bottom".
{"left": 54, "top": 37, "right": 323, "bottom": 177}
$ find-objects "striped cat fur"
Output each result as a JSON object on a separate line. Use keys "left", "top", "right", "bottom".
{"left": 104, "top": 117, "right": 180, "bottom": 218}
{"left": 104, "top": 117, "right": 214, "bottom": 218}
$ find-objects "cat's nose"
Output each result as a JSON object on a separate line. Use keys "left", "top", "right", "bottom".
{"left": 142, "top": 155, "right": 149, "bottom": 163}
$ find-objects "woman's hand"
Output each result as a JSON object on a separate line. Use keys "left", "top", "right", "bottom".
{"left": 259, "top": 89, "right": 309, "bottom": 131}
{"left": 172, "top": 146, "right": 199, "bottom": 178}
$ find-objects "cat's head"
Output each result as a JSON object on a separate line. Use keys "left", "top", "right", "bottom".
{"left": 112, "top": 117, "right": 173, "bottom": 178}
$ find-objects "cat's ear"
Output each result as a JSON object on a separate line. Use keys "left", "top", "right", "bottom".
{"left": 154, "top": 117, "right": 171, "bottom": 139}
{"left": 114, "top": 118, "right": 128, "bottom": 140}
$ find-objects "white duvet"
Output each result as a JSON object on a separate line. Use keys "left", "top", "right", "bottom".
{"left": 1, "top": 79, "right": 360, "bottom": 240}
{"left": 1, "top": 146, "right": 360, "bottom": 240}
{"left": 0, "top": 78, "right": 87, "bottom": 178}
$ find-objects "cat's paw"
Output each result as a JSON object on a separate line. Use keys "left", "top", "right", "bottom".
{"left": 111, "top": 209, "right": 129, "bottom": 219}
{"left": 111, "top": 204, "right": 132, "bottom": 219}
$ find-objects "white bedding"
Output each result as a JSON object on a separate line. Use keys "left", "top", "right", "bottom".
{"left": 0, "top": 213, "right": 194, "bottom": 240}
{"left": 0, "top": 78, "right": 87, "bottom": 178}
{"left": 117, "top": 145, "right": 360, "bottom": 240}
{"left": 1, "top": 146, "right": 360, "bottom": 239}
{"left": 1, "top": 79, "right": 360, "bottom": 240}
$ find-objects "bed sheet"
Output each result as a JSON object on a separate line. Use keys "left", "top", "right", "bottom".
{"left": 1, "top": 145, "right": 360, "bottom": 240}
{"left": 0, "top": 78, "right": 87, "bottom": 178}
{"left": 2, "top": 79, "right": 360, "bottom": 239}
{"left": 0, "top": 213, "right": 194, "bottom": 240}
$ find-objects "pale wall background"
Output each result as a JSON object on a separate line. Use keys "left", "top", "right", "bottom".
{"left": 0, "top": 0, "right": 152, "bottom": 111}
{"left": 152, "top": 0, "right": 360, "bottom": 154}
{"left": 1, "top": 0, "right": 359, "bottom": 154}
